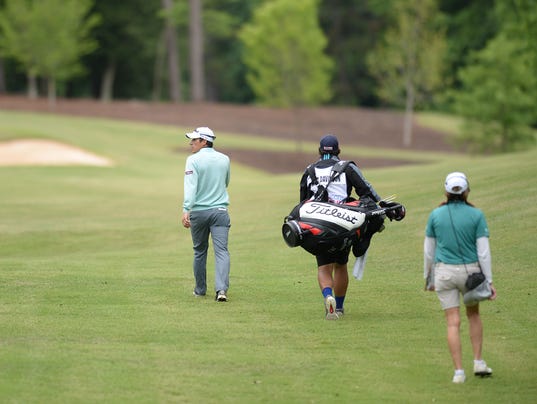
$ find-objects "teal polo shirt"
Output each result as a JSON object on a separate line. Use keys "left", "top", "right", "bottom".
{"left": 425, "top": 201, "right": 489, "bottom": 264}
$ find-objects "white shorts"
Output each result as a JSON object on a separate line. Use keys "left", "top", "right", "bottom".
{"left": 434, "top": 262, "right": 481, "bottom": 310}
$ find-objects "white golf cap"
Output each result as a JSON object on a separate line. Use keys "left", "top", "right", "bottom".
{"left": 445, "top": 172, "right": 469, "bottom": 195}
{"left": 185, "top": 127, "right": 216, "bottom": 142}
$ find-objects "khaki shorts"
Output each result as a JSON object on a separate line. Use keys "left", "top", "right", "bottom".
{"left": 434, "top": 262, "right": 481, "bottom": 310}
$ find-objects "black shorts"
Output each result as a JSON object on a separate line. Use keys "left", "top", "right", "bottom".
{"left": 316, "top": 247, "right": 351, "bottom": 267}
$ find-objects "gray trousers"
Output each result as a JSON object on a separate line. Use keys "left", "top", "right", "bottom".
{"left": 189, "top": 208, "right": 230, "bottom": 295}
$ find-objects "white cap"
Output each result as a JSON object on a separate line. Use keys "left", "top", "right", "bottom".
{"left": 445, "top": 172, "right": 469, "bottom": 195}
{"left": 185, "top": 127, "right": 216, "bottom": 142}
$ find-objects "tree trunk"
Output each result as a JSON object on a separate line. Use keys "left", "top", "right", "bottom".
{"left": 100, "top": 60, "right": 116, "bottom": 103}
{"left": 47, "top": 77, "right": 56, "bottom": 108}
{"left": 403, "top": 77, "right": 414, "bottom": 147}
{"left": 0, "top": 58, "right": 5, "bottom": 94}
{"left": 152, "top": 29, "right": 167, "bottom": 101}
{"left": 162, "top": 0, "right": 182, "bottom": 103}
{"left": 292, "top": 106, "right": 305, "bottom": 153}
{"left": 27, "top": 72, "right": 38, "bottom": 99}
{"left": 189, "top": 0, "right": 205, "bottom": 102}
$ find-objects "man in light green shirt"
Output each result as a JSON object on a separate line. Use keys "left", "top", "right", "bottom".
{"left": 182, "top": 127, "right": 231, "bottom": 302}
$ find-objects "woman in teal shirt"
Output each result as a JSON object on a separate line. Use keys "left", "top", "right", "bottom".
{"left": 424, "top": 172, "right": 497, "bottom": 384}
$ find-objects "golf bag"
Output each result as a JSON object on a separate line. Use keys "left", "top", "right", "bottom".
{"left": 282, "top": 199, "right": 393, "bottom": 257}
{"left": 282, "top": 160, "right": 405, "bottom": 257}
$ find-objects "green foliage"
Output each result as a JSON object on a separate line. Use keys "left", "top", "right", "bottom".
{"left": 318, "top": 0, "right": 385, "bottom": 106}
{"left": 367, "top": 0, "right": 447, "bottom": 109}
{"left": 439, "top": 0, "right": 498, "bottom": 84}
{"left": 164, "top": 0, "right": 262, "bottom": 103}
{"left": 0, "top": 0, "right": 38, "bottom": 77}
{"left": 451, "top": 1, "right": 537, "bottom": 153}
{"left": 0, "top": 111, "right": 536, "bottom": 402}
{"left": 239, "top": 0, "right": 333, "bottom": 107}
{"left": 195, "top": 0, "right": 263, "bottom": 103}
{"left": 83, "top": 0, "right": 161, "bottom": 100}
{"left": 92, "top": 0, "right": 160, "bottom": 66}
{"left": 0, "top": 0, "right": 520, "bottom": 109}
{"left": 498, "top": 0, "right": 537, "bottom": 122}
{"left": 0, "top": 0, "right": 99, "bottom": 87}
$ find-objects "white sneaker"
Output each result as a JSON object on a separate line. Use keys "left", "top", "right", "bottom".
{"left": 324, "top": 295, "right": 338, "bottom": 320}
{"left": 474, "top": 361, "right": 493, "bottom": 377}
{"left": 215, "top": 290, "right": 227, "bottom": 302}
{"left": 452, "top": 371, "right": 466, "bottom": 384}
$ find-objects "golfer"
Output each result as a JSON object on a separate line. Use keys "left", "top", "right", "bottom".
{"left": 424, "top": 172, "right": 497, "bottom": 383}
{"left": 299, "top": 134, "right": 382, "bottom": 320}
{"left": 182, "top": 127, "right": 231, "bottom": 302}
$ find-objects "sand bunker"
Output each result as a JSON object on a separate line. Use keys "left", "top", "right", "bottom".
{"left": 0, "top": 139, "right": 113, "bottom": 166}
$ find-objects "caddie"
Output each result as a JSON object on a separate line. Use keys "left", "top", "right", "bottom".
{"left": 299, "top": 134, "right": 385, "bottom": 319}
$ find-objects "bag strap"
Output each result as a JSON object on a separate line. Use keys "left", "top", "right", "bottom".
{"left": 330, "top": 160, "right": 353, "bottom": 179}
{"left": 447, "top": 204, "right": 482, "bottom": 275}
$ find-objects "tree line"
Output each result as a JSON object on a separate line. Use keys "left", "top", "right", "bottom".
{"left": 0, "top": 0, "right": 535, "bottom": 152}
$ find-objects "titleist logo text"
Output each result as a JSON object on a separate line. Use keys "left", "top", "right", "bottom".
{"left": 304, "top": 202, "right": 360, "bottom": 225}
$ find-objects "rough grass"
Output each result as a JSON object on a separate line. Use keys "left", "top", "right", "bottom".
{"left": 0, "top": 111, "right": 535, "bottom": 403}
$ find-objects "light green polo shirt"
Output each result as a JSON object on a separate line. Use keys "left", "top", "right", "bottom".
{"left": 183, "top": 147, "right": 230, "bottom": 212}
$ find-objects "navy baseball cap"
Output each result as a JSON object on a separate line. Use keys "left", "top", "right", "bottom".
{"left": 320, "top": 134, "right": 339, "bottom": 153}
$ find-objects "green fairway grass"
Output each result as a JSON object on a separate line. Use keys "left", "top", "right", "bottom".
{"left": 0, "top": 110, "right": 535, "bottom": 403}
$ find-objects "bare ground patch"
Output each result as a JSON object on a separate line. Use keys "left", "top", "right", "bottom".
{"left": 0, "top": 139, "right": 113, "bottom": 167}
{"left": 220, "top": 148, "right": 420, "bottom": 174}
